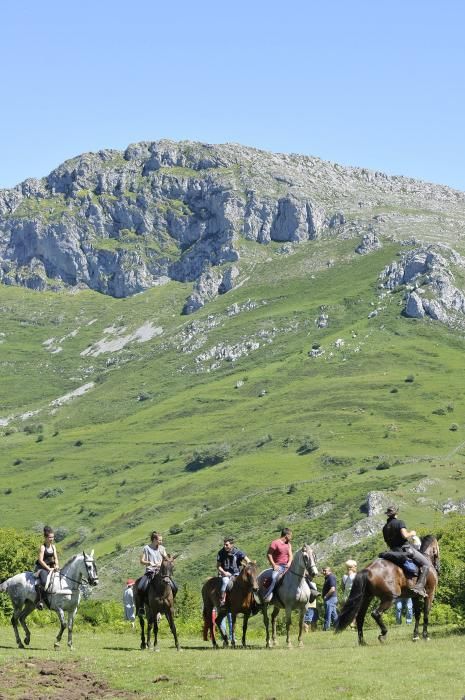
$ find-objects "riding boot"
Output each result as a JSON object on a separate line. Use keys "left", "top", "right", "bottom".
{"left": 412, "top": 566, "right": 429, "bottom": 598}
{"left": 35, "top": 583, "right": 44, "bottom": 610}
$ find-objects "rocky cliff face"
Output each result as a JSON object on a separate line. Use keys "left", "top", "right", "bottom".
{"left": 1, "top": 139, "right": 465, "bottom": 312}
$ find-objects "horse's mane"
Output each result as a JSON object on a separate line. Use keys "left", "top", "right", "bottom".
{"left": 420, "top": 535, "right": 435, "bottom": 552}
{"left": 61, "top": 554, "right": 80, "bottom": 570}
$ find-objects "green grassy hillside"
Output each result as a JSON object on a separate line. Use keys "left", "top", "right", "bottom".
{"left": 1, "top": 235, "right": 465, "bottom": 596}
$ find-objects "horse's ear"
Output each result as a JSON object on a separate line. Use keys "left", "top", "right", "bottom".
{"left": 171, "top": 553, "right": 180, "bottom": 560}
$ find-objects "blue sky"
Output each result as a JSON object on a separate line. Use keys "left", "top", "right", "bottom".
{"left": 1, "top": 1, "right": 464, "bottom": 190}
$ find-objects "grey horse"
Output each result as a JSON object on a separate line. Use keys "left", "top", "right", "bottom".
{"left": 0, "top": 550, "right": 98, "bottom": 649}
{"left": 258, "top": 544, "right": 318, "bottom": 648}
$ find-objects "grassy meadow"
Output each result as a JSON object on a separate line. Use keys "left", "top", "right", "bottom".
{"left": 1, "top": 235, "right": 465, "bottom": 595}
{"left": 0, "top": 625, "right": 464, "bottom": 699}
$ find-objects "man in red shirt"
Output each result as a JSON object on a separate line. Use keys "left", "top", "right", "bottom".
{"left": 263, "top": 528, "right": 293, "bottom": 603}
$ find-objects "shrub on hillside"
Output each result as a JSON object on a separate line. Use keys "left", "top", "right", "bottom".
{"left": 0, "top": 528, "right": 40, "bottom": 619}
{"left": 297, "top": 436, "right": 320, "bottom": 455}
{"left": 38, "top": 487, "right": 64, "bottom": 499}
{"left": 185, "top": 443, "right": 231, "bottom": 472}
{"left": 404, "top": 375, "right": 415, "bottom": 383}
{"left": 376, "top": 461, "right": 391, "bottom": 471}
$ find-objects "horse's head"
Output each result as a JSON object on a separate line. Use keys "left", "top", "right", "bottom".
{"left": 82, "top": 550, "right": 99, "bottom": 587}
{"left": 301, "top": 544, "right": 318, "bottom": 577}
{"left": 421, "top": 535, "right": 441, "bottom": 574}
{"left": 242, "top": 561, "right": 259, "bottom": 592}
{"left": 160, "top": 557, "right": 174, "bottom": 583}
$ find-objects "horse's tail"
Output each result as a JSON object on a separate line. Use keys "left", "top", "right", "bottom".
{"left": 335, "top": 570, "right": 368, "bottom": 633}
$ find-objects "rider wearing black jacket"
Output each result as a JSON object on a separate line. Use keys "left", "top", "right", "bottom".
{"left": 382, "top": 506, "right": 430, "bottom": 598}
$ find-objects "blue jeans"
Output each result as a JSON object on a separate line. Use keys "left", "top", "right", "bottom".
{"left": 266, "top": 564, "right": 286, "bottom": 595}
{"left": 323, "top": 597, "right": 338, "bottom": 630}
{"left": 396, "top": 598, "right": 413, "bottom": 624}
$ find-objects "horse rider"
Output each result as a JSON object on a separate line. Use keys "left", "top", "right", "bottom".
{"left": 34, "top": 525, "right": 59, "bottom": 609}
{"left": 263, "top": 527, "right": 293, "bottom": 603}
{"left": 137, "top": 531, "right": 177, "bottom": 614}
{"left": 216, "top": 536, "right": 250, "bottom": 606}
{"left": 382, "top": 506, "right": 430, "bottom": 598}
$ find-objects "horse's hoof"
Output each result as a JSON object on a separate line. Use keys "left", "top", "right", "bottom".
{"left": 378, "top": 634, "right": 387, "bottom": 643}
{"left": 24, "top": 637, "right": 30, "bottom": 646}
{"left": 176, "top": 647, "right": 182, "bottom": 652}
{"left": 68, "top": 646, "right": 74, "bottom": 651}
{"left": 140, "top": 643, "right": 146, "bottom": 650}
{"left": 54, "top": 642, "right": 60, "bottom": 649}
{"left": 287, "top": 642, "right": 293, "bottom": 649}
{"left": 298, "top": 641, "right": 304, "bottom": 648}
{"left": 423, "top": 635, "right": 430, "bottom": 642}
{"left": 358, "top": 640, "right": 367, "bottom": 647}
{"left": 154, "top": 647, "right": 160, "bottom": 653}
{"left": 18, "top": 643, "right": 25, "bottom": 650}
{"left": 412, "top": 636, "right": 419, "bottom": 642}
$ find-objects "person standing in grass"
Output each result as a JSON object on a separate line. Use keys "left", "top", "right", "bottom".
{"left": 342, "top": 559, "right": 357, "bottom": 601}
{"left": 322, "top": 566, "right": 338, "bottom": 630}
{"left": 263, "top": 528, "right": 293, "bottom": 603}
{"left": 123, "top": 579, "right": 136, "bottom": 628}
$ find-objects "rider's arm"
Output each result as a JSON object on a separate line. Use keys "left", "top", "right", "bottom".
{"left": 217, "top": 554, "right": 230, "bottom": 577}
{"left": 286, "top": 544, "right": 293, "bottom": 568}
{"left": 140, "top": 548, "right": 151, "bottom": 566}
{"left": 53, "top": 545, "right": 59, "bottom": 569}
{"left": 324, "top": 585, "right": 336, "bottom": 600}
{"left": 267, "top": 553, "right": 278, "bottom": 569}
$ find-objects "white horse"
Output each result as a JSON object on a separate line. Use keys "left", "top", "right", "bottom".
{"left": 0, "top": 551, "right": 98, "bottom": 650}
{"left": 258, "top": 544, "right": 318, "bottom": 648}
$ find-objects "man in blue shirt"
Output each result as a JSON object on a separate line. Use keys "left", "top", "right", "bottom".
{"left": 217, "top": 537, "right": 249, "bottom": 606}
{"left": 322, "top": 566, "right": 338, "bottom": 631}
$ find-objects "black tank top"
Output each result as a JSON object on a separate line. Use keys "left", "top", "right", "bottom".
{"left": 42, "top": 544, "right": 56, "bottom": 567}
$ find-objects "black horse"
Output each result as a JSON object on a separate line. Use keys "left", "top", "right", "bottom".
{"left": 134, "top": 558, "right": 180, "bottom": 651}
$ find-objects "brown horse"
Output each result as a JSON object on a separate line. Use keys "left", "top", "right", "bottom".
{"left": 336, "top": 535, "right": 440, "bottom": 645}
{"left": 202, "top": 561, "right": 260, "bottom": 648}
{"left": 134, "top": 558, "right": 180, "bottom": 651}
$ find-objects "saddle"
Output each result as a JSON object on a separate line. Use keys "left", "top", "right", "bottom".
{"left": 379, "top": 551, "right": 419, "bottom": 578}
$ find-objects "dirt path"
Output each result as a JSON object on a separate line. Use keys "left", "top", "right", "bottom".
{"left": 0, "top": 659, "right": 137, "bottom": 700}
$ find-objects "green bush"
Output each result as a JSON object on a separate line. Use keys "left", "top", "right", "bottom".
{"left": 185, "top": 443, "right": 231, "bottom": 472}
{"left": 297, "top": 436, "right": 320, "bottom": 455}
{"left": 0, "top": 528, "right": 40, "bottom": 619}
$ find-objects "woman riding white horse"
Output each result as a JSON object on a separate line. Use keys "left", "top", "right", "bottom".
{"left": 0, "top": 550, "right": 98, "bottom": 649}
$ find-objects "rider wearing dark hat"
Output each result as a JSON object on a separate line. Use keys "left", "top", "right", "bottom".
{"left": 382, "top": 506, "right": 430, "bottom": 598}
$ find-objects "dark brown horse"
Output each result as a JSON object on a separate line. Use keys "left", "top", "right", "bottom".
{"left": 336, "top": 535, "right": 440, "bottom": 645}
{"left": 202, "top": 561, "right": 260, "bottom": 648}
{"left": 134, "top": 558, "right": 180, "bottom": 651}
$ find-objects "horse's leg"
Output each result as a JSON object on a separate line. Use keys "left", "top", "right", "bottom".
{"left": 18, "top": 601, "right": 34, "bottom": 646}
{"left": 138, "top": 610, "right": 147, "bottom": 649}
{"left": 11, "top": 607, "right": 25, "bottom": 649}
{"left": 422, "top": 596, "right": 432, "bottom": 640}
{"left": 147, "top": 613, "right": 153, "bottom": 650}
{"left": 67, "top": 608, "right": 77, "bottom": 650}
{"left": 152, "top": 611, "right": 159, "bottom": 651}
{"left": 165, "top": 607, "right": 180, "bottom": 651}
{"left": 271, "top": 606, "right": 280, "bottom": 647}
{"left": 262, "top": 604, "right": 271, "bottom": 649}
{"left": 54, "top": 608, "right": 66, "bottom": 649}
{"left": 285, "top": 606, "right": 293, "bottom": 648}
{"left": 241, "top": 612, "right": 249, "bottom": 648}
{"left": 356, "top": 593, "right": 372, "bottom": 646}
{"left": 412, "top": 595, "right": 422, "bottom": 641}
{"left": 297, "top": 607, "right": 305, "bottom": 647}
{"left": 371, "top": 598, "right": 393, "bottom": 643}
{"left": 215, "top": 611, "right": 229, "bottom": 647}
